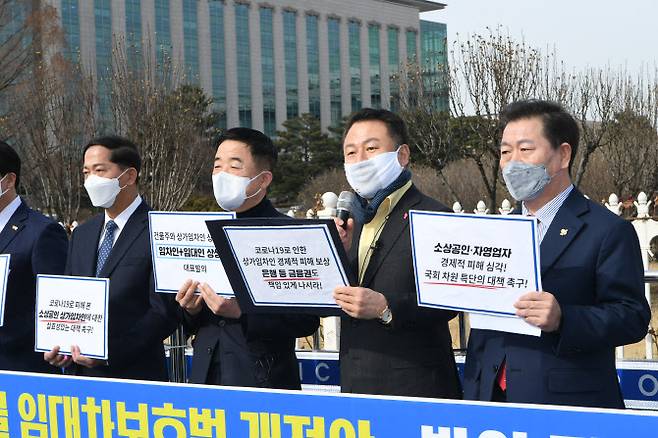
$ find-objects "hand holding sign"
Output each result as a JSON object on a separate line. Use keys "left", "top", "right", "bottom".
{"left": 176, "top": 279, "right": 204, "bottom": 316}
{"left": 198, "top": 282, "right": 242, "bottom": 319}
{"left": 333, "top": 286, "right": 387, "bottom": 319}
{"left": 514, "top": 290, "right": 562, "bottom": 332}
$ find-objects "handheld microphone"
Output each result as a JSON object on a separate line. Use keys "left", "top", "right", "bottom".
{"left": 336, "top": 191, "right": 356, "bottom": 229}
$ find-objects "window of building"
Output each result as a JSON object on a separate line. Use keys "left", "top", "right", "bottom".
{"left": 235, "top": 3, "right": 252, "bottom": 127}
{"left": 306, "top": 14, "right": 320, "bottom": 120}
{"left": 349, "top": 20, "right": 361, "bottom": 111}
{"left": 209, "top": 0, "right": 226, "bottom": 128}
{"left": 369, "top": 24, "right": 381, "bottom": 108}
{"left": 283, "top": 10, "right": 298, "bottom": 120}
{"left": 61, "top": 0, "right": 81, "bottom": 62}
{"left": 328, "top": 17, "right": 342, "bottom": 125}
{"left": 183, "top": 0, "right": 199, "bottom": 82}
{"left": 260, "top": 7, "right": 276, "bottom": 136}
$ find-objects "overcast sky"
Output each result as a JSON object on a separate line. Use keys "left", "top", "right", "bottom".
{"left": 421, "top": 0, "right": 658, "bottom": 75}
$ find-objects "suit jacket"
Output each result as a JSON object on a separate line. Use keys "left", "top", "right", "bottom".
{"left": 340, "top": 184, "right": 462, "bottom": 398}
{"left": 463, "top": 189, "right": 651, "bottom": 408}
{"left": 186, "top": 198, "right": 320, "bottom": 388}
{"left": 0, "top": 199, "right": 68, "bottom": 373}
{"left": 67, "top": 200, "right": 176, "bottom": 381}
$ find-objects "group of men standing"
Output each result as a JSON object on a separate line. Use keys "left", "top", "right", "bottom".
{"left": 0, "top": 100, "right": 651, "bottom": 409}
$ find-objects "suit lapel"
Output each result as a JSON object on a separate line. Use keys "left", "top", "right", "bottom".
{"left": 76, "top": 214, "right": 104, "bottom": 277}
{"left": 360, "top": 186, "right": 421, "bottom": 288}
{"left": 539, "top": 189, "right": 588, "bottom": 276}
{"left": 98, "top": 201, "right": 148, "bottom": 278}
{"left": 0, "top": 201, "right": 29, "bottom": 253}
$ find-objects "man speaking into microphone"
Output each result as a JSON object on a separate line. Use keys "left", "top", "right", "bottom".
{"left": 333, "top": 108, "right": 461, "bottom": 398}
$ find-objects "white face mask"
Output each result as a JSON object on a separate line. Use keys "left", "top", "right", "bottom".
{"left": 212, "top": 171, "right": 264, "bottom": 211}
{"left": 84, "top": 169, "right": 129, "bottom": 209}
{"left": 344, "top": 147, "right": 403, "bottom": 199}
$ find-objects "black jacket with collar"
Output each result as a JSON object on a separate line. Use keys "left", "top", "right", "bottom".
{"left": 185, "top": 198, "right": 320, "bottom": 388}
{"left": 340, "top": 184, "right": 462, "bottom": 398}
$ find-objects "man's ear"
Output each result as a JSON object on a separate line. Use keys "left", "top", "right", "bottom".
{"left": 398, "top": 144, "right": 411, "bottom": 167}
{"left": 559, "top": 142, "right": 572, "bottom": 170}
{"left": 259, "top": 170, "right": 274, "bottom": 190}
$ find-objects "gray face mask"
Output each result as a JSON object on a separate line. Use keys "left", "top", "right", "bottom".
{"left": 502, "top": 161, "right": 551, "bottom": 201}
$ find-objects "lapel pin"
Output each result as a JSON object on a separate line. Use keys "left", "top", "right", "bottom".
{"left": 560, "top": 228, "right": 568, "bottom": 236}
{"left": 11, "top": 225, "right": 18, "bottom": 231}
{"left": 403, "top": 212, "right": 408, "bottom": 220}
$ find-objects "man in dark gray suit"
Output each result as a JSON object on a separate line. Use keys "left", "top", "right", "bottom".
{"left": 333, "top": 108, "right": 461, "bottom": 398}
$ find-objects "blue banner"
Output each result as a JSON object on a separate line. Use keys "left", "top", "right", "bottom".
{"left": 1, "top": 370, "right": 658, "bottom": 437}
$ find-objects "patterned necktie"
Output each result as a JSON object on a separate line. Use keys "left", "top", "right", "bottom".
{"left": 96, "top": 220, "right": 118, "bottom": 277}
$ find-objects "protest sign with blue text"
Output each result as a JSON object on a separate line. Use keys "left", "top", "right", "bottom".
{"left": 149, "top": 211, "right": 236, "bottom": 296}
{"left": 34, "top": 275, "right": 109, "bottom": 359}
{"left": 410, "top": 211, "right": 541, "bottom": 319}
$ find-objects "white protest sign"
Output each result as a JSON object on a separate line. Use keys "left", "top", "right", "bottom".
{"left": 223, "top": 224, "right": 347, "bottom": 308}
{"left": 410, "top": 210, "right": 542, "bottom": 318}
{"left": 0, "top": 254, "right": 10, "bottom": 327}
{"left": 35, "top": 275, "right": 109, "bottom": 359}
{"left": 149, "top": 211, "right": 235, "bottom": 296}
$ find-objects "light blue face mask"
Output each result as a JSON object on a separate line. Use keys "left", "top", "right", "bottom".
{"left": 502, "top": 161, "right": 551, "bottom": 201}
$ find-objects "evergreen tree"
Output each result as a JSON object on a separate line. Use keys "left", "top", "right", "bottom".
{"left": 271, "top": 113, "right": 343, "bottom": 204}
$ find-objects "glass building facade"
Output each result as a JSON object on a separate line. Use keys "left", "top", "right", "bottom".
{"left": 209, "top": 0, "right": 226, "bottom": 128}
{"left": 420, "top": 20, "right": 448, "bottom": 112}
{"left": 406, "top": 29, "right": 417, "bottom": 61}
{"left": 348, "top": 20, "right": 361, "bottom": 112}
{"left": 125, "top": 0, "right": 141, "bottom": 68}
{"left": 61, "top": 0, "right": 80, "bottom": 62}
{"left": 154, "top": 0, "right": 172, "bottom": 67}
{"left": 235, "top": 2, "right": 251, "bottom": 128}
{"left": 388, "top": 26, "right": 400, "bottom": 112}
{"left": 182, "top": 0, "right": 199, "bottom": 82}
{"left": 94, "top": 0, "right": 112, "bottom": 117}
{"left": 283, "top": 10, "right": 298, "bottom": 120}
{"left": 306, "top": 14, "right": 320, "bottom": 119}
{"left": 51, "top": 1, "right": 447, "bottom": 133}
{"left": 260, "top": 7, "right": 276, "bottom": 136}
{"left": 327, "top": 17, "right": 342, "bottom": 125}
{"left": 368, "top": 24, "right": 381, "bottom": 109}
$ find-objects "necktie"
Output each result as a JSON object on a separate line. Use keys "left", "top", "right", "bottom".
{"left": 96, "top": 220, "right": 118, "bottom": 277}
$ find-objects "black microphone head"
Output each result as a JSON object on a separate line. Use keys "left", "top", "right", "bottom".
{"left": 337, "top": 191, "right": 357, "bottom": 211}
{"left": 336, "top": 191, "right": 356, "bottom": 224}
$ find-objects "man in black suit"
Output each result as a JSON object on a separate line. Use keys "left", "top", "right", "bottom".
{"left": 176, "top": 128, "right": 319, "bottom": 388}
{"left": 333, "top": 108, "right": 461, "bottom": 398}
{"left": 0, "top": 141, "right": 68, "bottom": 373}
{"left": 45, "top": 136, "right": 176, "bottom": 380}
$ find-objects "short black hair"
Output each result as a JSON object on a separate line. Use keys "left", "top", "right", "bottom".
{"left": 0, "top": 140, "right": 21, "bottom": 189}
{"left": 343, "top": 108, "right": 409, "bottom": 146}
{"left": 499, "top": 99, "right": 579, "bottom": 170}
{"left": 215, "top": 128, "right": 277, "bottom": 171}
{"left": 83, "top": 135, "right": 141, "bottom": 174}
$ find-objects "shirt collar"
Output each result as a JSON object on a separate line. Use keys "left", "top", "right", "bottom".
{"left": 522, "top": 184, "right": 574, "bottom": 228}
{"left": 104, "top": 195, "right": 142, "bottom": 231}
{"left": 0, "top": 195, "right": 22, "bottom": 233}
{"left": 380, "top": 180, "right": 413, "bottom": 216}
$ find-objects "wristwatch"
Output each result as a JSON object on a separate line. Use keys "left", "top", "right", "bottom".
{"left": 378, "top": 306, "right": 393, "bottom": 325}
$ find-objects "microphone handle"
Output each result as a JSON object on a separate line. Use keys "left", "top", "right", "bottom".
{"left": 337, "top": 208, "right": 350, "bottom": 228}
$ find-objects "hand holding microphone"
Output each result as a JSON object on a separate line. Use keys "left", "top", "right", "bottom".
{"left": 334, "top": 191, "right": 356, "bottom": 252}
